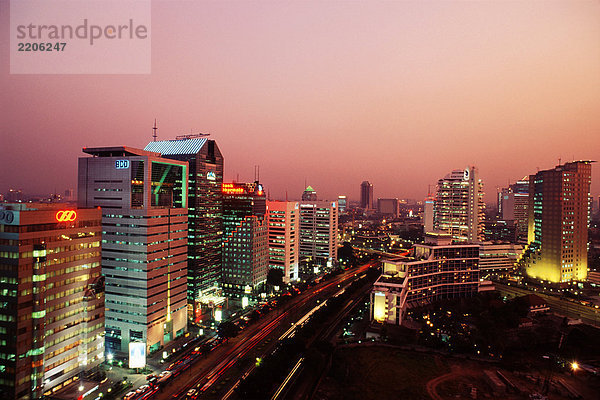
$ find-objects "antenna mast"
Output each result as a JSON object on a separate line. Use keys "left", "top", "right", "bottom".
{"left": 152, "top": 119, "right": 158, "bottom": 142}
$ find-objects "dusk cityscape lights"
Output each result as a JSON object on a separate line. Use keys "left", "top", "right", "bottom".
{"left": 2, "top": 2, "right": 600, "bottom": 400}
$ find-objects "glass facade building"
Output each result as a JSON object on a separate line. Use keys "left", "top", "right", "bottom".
{"left": 145, "top": 138, "right": 224, "bottom": 320}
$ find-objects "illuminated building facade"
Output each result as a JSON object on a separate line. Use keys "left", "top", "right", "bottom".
{"left": 145, "top": 137, "right": 224, "bottom": 320}
{"left": 360, "top": 181, "right": 373, "bottom": 210}
{"left": 525, "top": 161, "right": 593, "bottom": 283}
{"left": 370, "top": 236, "right": 479, "bottom": 326}
{"left": 499, "top": 178, "right": 529, "bottom": 243}
{"left": 266, "top": 201, "right": 299, "bottom": 284}
{"left": 433, "top": 166, "right": 484, "bottom": 242}
{"left": 479, "top": 242, "right": 524, "bottom": 279}
{"left": 299, "top": 201, "right": 338, "bottom": 276}
{"left": 78, "top": 146, "right": 188, "bottom": 359}
{"left": 0, "top": 204, "right": 104, "bottom": 399}
{"left": 221, "top": 182, "right": 268, "bottom": 300}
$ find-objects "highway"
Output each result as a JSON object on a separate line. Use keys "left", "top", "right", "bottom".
{"left": 146, "top": 262, "right": 375, "bottom": 400}
{"left": 495, "top": 283, "right": 600, "bottom": 327}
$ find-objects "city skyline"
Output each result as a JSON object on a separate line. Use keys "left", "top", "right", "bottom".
{"left": 2, "top": 1, "right": 600, "bottom": 201}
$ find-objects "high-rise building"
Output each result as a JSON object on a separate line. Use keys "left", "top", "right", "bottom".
{"left": 299, "top": 200, "right": 338, "bottom": 276}
{"left": 0, "top": 204, "right": 104, "bottom": 399}
{"left": 423, "top": 194, "right": 435, "bottom": 234}
{"left": 371, "top": 235, "right": 480, "bottom": 326}
{"left": 221, "top": 182, "right": 268, "bottom": 301}
{"left": 266, "top": 201, "right": 299, "bottom": 283}
{"left": 377, "top": 198, "right": 399, "bottom": 217}
{"left": 524, "top": 161, "right": 593, "bottom": 283}
{"left": 145, "top": 137, "right": 224, "bottom": 320}
{"left": 301, "top": 186, "right": 317, "bottom": 201}
{"left": 499, "top": 178, "right": 529, "bottom": 242}
{"left": 360, "top": 181, "right": 373, "bottom": 210}
{"left": 433, "top": 166, "right": 484, "bottom": 242}
{"left": 78, "top": 146, "right": 188, "bottom": 360}
{"left": 337, "top": 195, "right": 347, "bottom": 213}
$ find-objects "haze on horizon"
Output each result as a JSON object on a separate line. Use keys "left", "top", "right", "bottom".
{"left": 1, "top": 1, "right": 599, "bottom": 203}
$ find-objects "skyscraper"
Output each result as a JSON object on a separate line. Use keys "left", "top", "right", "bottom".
{"left": 301, "top": 186, "right": 317, "bottom": 201}
{"left": 78, "top": 146, "right": 188, "bottom": 360}
{"left": 360, "top": 181, "right": 373, "bottom": 210}
{"left": 0, "top": 204, "right": 104, "bottom": 399}
{"left": 423, "top": 193, "right": 435, "bottom": 234}
{"left": 433, "top": 166, "right": 484, "bottom": 242}
{"left": 145, "top": 136, "right": 224, "bottom": 320}
{"left": 499, "top": 178, "right": 529, "bottom": 243}
{"left": 266, "top": 201, "right": 299, "bottom": 283}
{"left": 221, "top": 182, "right": 268, "bottom": 301}
{"left": 524, "top": 161, "right": 593, "bottom": 283}
{"left": 337, "top": 195, "right": 347, "bottom": 213}
{"left": 299, "top": 200, "right": 338, "bottom": 276}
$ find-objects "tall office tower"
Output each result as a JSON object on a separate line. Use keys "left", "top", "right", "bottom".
{"left": 145, "top": 137, "right": 224, "bottom": 320}
{"left": 433, "top": 166, "right": 484, "bottom": 242}
{"left": 266, "top": 201, "right": 299, "bottom": 283}
{"left": 377, "top": 198, "right": 399, "bottom": 217}
{"left": 0, "top": 204, "right": 104, "bottom": 399}
{"left": 301, "top": 186, "right": 317, "bottom": 201}
{"left": 499, "top": 178, "right": 529, "bottom": 242}
{"left": 423, "top": 194, "right": 435, "bottom": 234}
{"left": 299, "top": 200, "right": 338, "bottom": 276}
{"left": 337, "top": 195, "right": 347, "bottom": 213}
{"left": 360, "top": 181, "right": 373, "bottom": 209}
{"left": 221, "top": 182, "right": 268, "bottom": 301}
{"left": 78, "top": 146, "right": 188, "bottom": 361}
{"left": 525, "top": 161, "right": 593, "bottom": 283}
{"left": 371, "top": 235, "right": 479, "bottom": 326}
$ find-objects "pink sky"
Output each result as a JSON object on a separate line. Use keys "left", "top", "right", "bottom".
{"left": 1, "top": 1, "right": 599, "bottom": 203}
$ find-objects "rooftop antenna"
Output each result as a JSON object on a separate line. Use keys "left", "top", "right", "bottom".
{"left": 558, "top": 157, "right": 561, "bottom": 166}
{"left": 304, "top": 178, "right": 307, "bottom": 190}
{"left": 152, "top": 119, "right": 158, "bottom": 142}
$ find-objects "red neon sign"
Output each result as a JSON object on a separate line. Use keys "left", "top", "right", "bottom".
{"left": 55, "top": 210, "right": 77, "bottom": 222}
{"left": 222, "top": 183, "right": 245, "bottom": 194}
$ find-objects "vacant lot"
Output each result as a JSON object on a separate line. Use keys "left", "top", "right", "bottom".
{"left": 316, "top": 344, "right": 600, "bottom": 400}
{"left": 317, "top": 345, "right": 448, "bottom": 400}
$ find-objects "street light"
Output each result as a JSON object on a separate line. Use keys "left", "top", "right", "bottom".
{"left": 571, "top": 361, "right": 579, "bottom": 371}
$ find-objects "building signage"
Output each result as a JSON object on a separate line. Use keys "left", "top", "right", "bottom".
{"left": 128, "top": 342, "right": 146, "bottom": 369}
{"left": 0, "top": 210, "right": 18, "bottom": 225}
{"left": 115, "top": 159, "right": 130, "bottom": 169}
{"left": 222, "top": 183, "right": 245, "bottom": 195}
{"left": 207, "top": 171, "right": 216, "bottom": 181}
{"left": 55, "top": 210, "right": 77, "bottom": 222}
{"left": 463, "top": 168, "right": 470, "bottom": 181}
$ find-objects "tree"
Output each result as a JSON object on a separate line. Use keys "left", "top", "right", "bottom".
{"left": 217, "top": 321, "right": 240, "bottom": 341}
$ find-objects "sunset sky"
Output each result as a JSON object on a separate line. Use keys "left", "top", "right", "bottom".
{"left": 2, "top": 1, "right": 599, "bottom": 203}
